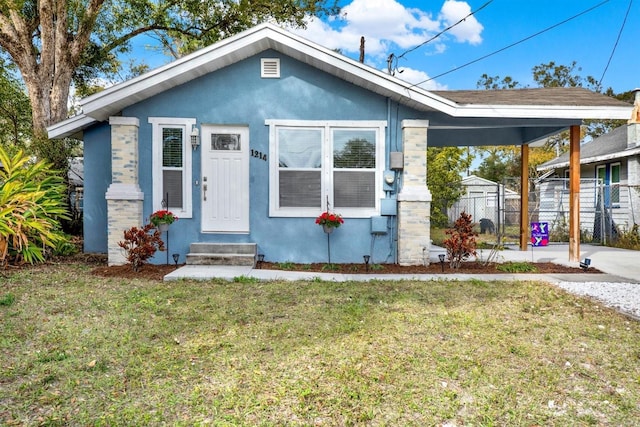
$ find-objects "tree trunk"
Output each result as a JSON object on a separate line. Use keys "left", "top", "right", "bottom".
{"left": 0, "top": 0, "right": 104, "bottom": 134}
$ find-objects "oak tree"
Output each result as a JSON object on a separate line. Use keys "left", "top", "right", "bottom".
{"left": 0, "top": 0, "right": 340, "bottom": 137}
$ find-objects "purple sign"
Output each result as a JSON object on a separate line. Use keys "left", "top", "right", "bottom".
{"left": 531, "top": 222, "right": 549, "bottom": 247}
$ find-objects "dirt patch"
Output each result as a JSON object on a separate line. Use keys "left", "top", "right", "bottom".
{"left": 90, "top": 260, "right": 600, "bottom": 281}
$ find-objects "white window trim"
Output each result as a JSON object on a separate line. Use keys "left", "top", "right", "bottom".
{"left": 266, "top": 119, "right": 386, "bottom": 218}
{"left": 149, "top": 117, "right": 195, "bottom": 218}
{"left": 611, "top": 162, "right": 621, "bottom": 206}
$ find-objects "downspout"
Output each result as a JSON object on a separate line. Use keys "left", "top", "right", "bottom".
{"left": 387, "top": 97, "right": 398, "bottom": 263}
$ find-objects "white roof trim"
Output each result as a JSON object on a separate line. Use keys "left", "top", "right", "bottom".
{"left": 48, "top": 23, "right": 633, "bottom": 138}
{"left": 537, "top": 146, "right": 640, "bottom": 171}
{"left": 450, "top": 105, "right": 630, "bottom": 120}
{"left": 47, "top": 114, "right": 96, "bottom": 139}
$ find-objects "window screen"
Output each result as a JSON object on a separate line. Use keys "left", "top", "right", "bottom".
{"left": 162, "top": 127, "right": 184, "bottom": 209}
{"left": 162, "top": 128, "right": 183, "bottom": 167}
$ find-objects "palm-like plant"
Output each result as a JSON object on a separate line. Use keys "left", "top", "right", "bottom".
{"left": 0, "top": 147, "right": 70, "bottom": 265}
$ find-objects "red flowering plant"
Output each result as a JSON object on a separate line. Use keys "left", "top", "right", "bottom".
{"left": 315, "top": 211, "right": 344, "bottom": 229}
{"left": 150, "top": 209, "right": 178, "bottom": 226}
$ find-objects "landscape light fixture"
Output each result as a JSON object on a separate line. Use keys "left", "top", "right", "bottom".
{"left": 172, "top": 253, "right": 180, "bottom": 266}
{"left": 363, "top": 255, "right": 370, "bottom": 271}
{"left": 257, "top": 253, "right": 265, "bottom": 269}
{"left": 438, "top": 253, "right": 445, "bottom": 272}
{"left": 580, "top": 258, "right": 591, "bottom": 270}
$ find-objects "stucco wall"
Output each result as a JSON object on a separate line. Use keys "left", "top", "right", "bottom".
{"left": 84, "top": 50, "right": 431, "bottom": 264}
{"left": 82, "top": 124, "right": 111, "bottom": 253}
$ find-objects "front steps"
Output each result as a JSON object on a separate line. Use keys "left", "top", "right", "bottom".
{"left": 186, "top": 243, "right": 257, "bottom": 266}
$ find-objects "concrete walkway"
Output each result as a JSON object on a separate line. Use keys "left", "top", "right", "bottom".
{"left": 164, "top": 243, "right": 639, "bottom": 283}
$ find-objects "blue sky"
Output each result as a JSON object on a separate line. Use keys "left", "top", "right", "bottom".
{"left": 132, "top": 0, "right": 638, "bottom": 94}
{"left": 287, "top": 0, "right": 638, "bottom": 93}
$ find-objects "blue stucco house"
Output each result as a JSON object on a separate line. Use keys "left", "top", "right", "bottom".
{"left": 48, "top": 23, "right": 631, "bottom": 266}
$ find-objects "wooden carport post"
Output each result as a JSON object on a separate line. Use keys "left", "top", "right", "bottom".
{"left": 519, "top": 144, "right": 529, "bottom": 251}
{"left": 569, "top": 125, "right": 581, "bottom": 261}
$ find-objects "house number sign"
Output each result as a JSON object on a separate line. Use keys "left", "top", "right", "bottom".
{"left": 251, "top": 149, "right": 267, "bottom": 161}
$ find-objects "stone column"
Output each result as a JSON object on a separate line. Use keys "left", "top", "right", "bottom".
{"left": 397, "top": 120, "right": 432, "bottom": 265}
{"left": 105, "top": 117, "right": 144, "bottom": 265}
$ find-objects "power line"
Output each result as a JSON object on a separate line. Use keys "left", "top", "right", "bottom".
{"left": 388, "top": 0, "right": 493, "bottom": 74}
{"left": 398, "top": 0, "right": 493, "bottom": 60}
{"left": 598, "top": 0, "right": 632, "bottom": 87}
{"left": 410, "top": 0, "right": 609, "bottom": 88}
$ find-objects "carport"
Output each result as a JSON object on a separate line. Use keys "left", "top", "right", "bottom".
{"left": 423, "top": 87, "right": 632, "bottom": 261}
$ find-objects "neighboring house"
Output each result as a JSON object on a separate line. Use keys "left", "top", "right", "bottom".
{"left": 449, "top": 175, "right": 519, "bottom": 231}
{"left": 47, "top": 23, "right": 631, "bottom": 266}
{"left": 537, "top": 120, "right": 640, "bottom": 240}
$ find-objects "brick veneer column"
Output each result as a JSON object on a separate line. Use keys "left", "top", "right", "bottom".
{"left": 397, "top": 120, "right": 432, "bottom": 265}
{"left": 105, "top": 117, "right": 144, "bottom": 265}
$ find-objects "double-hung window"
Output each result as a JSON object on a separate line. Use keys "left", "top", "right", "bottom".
{"left": 267, "top": 120, "right": 385, "bottom": 218}
{"left": 149, "top": 117, "right": 194, "bottom": 218}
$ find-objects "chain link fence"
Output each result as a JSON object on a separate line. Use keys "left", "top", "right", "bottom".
{"left": 447, "top": 178, "right": 640, "bottom": 244}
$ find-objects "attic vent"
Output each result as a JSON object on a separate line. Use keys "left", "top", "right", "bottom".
{"left": 261, "top": 58, "right": 280, "bottom": 78}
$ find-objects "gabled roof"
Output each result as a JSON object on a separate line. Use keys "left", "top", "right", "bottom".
{"left": 538, "top": 125, "right": 640, "bottom": 170}
{"left": 48, "top": 23, "right": 632, "bottom": 141}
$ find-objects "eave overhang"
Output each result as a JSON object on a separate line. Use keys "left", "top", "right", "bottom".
{"left": 47, "top": 23, "right": 633, "bottom": 142}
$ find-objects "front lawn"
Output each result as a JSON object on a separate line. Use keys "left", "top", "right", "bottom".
{"left": 2, "top": 263, "right": 640, "bottom": 425}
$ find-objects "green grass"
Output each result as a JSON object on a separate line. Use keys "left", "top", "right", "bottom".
{"left": 2, "top": 263, "right": 640, "bottom": 425}
{"left": 496, "top": 261, "right": 538, "bottom": 273}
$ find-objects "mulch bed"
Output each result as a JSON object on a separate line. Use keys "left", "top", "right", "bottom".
{"left": 89, "top": 260, "right": 600, "bottom": 281}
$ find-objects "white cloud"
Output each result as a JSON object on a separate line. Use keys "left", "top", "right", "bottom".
{"left": 289, "top": 0, "right": 483, "bottom": 76}
{"left": 440, "top": 0, "right": 484, "bottom": 45}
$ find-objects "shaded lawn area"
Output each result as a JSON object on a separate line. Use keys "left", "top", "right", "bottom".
{"left": 2, "top": 264, "right": 640, "bottom": 426}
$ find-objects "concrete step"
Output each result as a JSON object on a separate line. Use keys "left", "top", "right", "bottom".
{"left": 189, "top": 243, "right": 256, "bottom": 255}
{"left": 186, "top": 243, "right": 257, "bottom": 266}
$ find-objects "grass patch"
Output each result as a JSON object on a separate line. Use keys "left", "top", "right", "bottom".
{"left": 0, "top": 292, "right": 15, "bottom": 306}
{"left": 496, "top": 261, "right": 539, "bottom": 273}
{"left": 2, "top": 264, "right": 640, "bottom": 425}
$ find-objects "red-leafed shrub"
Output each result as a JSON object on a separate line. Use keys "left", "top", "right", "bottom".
{"left": 118, "top": 224, "right": 165, "bottom": 272}
{"left": 443, "top": 211, "right": 478, "bottom": 269}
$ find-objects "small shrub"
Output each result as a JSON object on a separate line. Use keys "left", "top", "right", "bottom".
{"left": 117, "top": 224, "right": 165, "bottom": 272}
{"left": 549, "top": 217, "right": 569, "bottom": 242}
{"left": 496, "top": 261, "right": 538, "bottom": 273}
{"left": 53, "top": 238, "right": 79, "bottom": 257}
{"left": 321, "top": 263, "right": 339, "bottom": 271}
{"left": 277, "top": 261, "right": 295, "bottom": 270}
{"left": 443, "top": 211, "right": 478, "bottom": 269}
{"left": 610, "top": 224, "right": 640, "bottom": 250}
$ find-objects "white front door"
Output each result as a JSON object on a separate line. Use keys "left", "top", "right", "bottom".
{"left": 201, "top": 125, "right": 250, "bottom": 232}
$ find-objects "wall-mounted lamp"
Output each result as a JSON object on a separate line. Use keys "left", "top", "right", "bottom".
{"left": 190, "top": 125, "right": 200, "bottom": 150}
{"left": 438, "top": 253, "right": 446, "bottom": 272}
